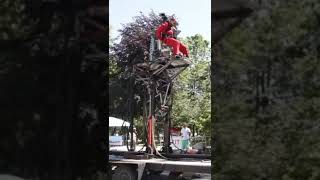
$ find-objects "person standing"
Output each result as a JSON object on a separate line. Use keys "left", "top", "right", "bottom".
{"left": 180, "top": 123, "right": 191, "bottom": 152}
{"left": 132, "top": 127, "right": 137, "bottom": 150}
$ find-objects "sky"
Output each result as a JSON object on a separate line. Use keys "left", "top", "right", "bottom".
{"left": 109, "top": 0, "right": 211, "bottom": 42}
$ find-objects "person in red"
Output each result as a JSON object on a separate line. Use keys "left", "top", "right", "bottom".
{"left": 156, "top": 14, "right": 189, "bottom": 59}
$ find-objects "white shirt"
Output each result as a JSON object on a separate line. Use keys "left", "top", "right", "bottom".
{"left": 129, "top": 132, "right": 137, "bottom": 142}
{"left": 181, "top": 127, "right": 191, "bottom": 140}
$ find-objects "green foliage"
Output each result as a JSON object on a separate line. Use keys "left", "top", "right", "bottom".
{"left": 172, "top": 34, "right": 211, "bottom": 135}
{"left": 183, "top": 34, "right": 210, "bottom": 62}
{"left": 109, "top": 21, "right": 211, "bottom": 136}
{"left": 0, "top": 1, "right": 108, "bottom": 179}
{"left": 214, "top": 0, "right": 320, "bottom": 179}
{"left": 109, "top": 14, "right": 212, "bottom": 138}
{"left": 0, "top": 0, "right": 34, "bottom": 40}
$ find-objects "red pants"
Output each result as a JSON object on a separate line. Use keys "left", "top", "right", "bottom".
{"left": 163, "top": 38, "right": 189, "bottom": 57}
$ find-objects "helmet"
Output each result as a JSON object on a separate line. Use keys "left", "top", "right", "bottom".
{"left": 168, "top": 16, "right": 178, "bottom": 26}
{"left": 159, "top": 13, "right": 168, "bottom": 22}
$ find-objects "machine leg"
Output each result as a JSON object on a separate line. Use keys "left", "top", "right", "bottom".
{"left": 147, "top": 116, "right": 154, "bottom": 154}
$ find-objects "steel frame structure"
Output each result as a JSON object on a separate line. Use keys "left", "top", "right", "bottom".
{"left": 132, "top": 35, "right": 190, "bottom": 155}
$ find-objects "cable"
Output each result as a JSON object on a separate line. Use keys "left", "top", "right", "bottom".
{"left": 137, "top": 144, "right": 146, "bottom": 152}
{"left": 150, "top": 116, "right": 168, "bottom": 159}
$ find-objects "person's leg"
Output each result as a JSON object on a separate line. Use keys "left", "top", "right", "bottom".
{"left": 181, "top": 140, "right": 184, "bottom": 150}
{"left": 186, "top": 139, "right": 190, "bottom": 149}
{"left": 181, "top": 140, "right": 187, "bottom": 151}
{"left": 164, "top": 38, "right": 181, "bottom": 56}
{"left": 179, "top": 43, "right": 189, "bottom": 57}
{"left": 180, "top": 140, "right": 183, "bottom": 150}
{"left": 181, "top": 140, "right": 185, "bottom": 153}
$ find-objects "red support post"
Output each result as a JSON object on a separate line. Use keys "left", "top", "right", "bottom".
{"left": 147, "top": 115, "right": 153, "bottom": 146}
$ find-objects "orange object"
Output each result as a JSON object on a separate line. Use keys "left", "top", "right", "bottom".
{"left": 147, "top": 116, "right": 153, "bottom": 146}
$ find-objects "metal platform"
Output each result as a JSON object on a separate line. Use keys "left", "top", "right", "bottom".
{"left": 110, "top": 155, "right": 211, "bottom": 174}
{"left": 135, "top": 59, "right": 191, "bottom": 71}
{"left": 113, "top": 158, "right": 210, "bottom": 173}
{"left": 134, "top": 58, "right": 190, "bottom": 84}
{"left": 110, "top": 150, "right": 211, "bottom": 160}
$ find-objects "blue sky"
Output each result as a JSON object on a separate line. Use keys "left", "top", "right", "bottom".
{"left": 109, "top": 0, "right": 211, "bottom": 42}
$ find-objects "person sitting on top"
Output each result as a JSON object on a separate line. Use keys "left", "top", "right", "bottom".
{"left": 156, "top": 13, "right": 189, "bottom": 59}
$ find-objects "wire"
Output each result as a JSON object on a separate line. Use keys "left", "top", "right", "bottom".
{"left": 150, "top": 116, "right": 168, "bottom": 159}
{"left": 137, "top": 144, "right": 146, "bottom": 152}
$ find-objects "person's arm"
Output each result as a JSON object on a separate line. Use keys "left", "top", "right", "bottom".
{"left": 166, "top": 29, "right": 173, "bottom": 36}
{"left": 173, "top": 28, "right": 181, "bottom": 39}
{"left": 156, "top": 22, "right": 169, "bottom": 40}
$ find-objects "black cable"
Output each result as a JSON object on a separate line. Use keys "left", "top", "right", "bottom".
{"left": 137, "top": 144, "right": 146, "bottom": 152}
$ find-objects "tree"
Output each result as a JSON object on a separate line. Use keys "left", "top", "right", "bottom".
{"left": 172, "top": 35, "right": 211, "bottom": 135}
{"left": 0, "top": 1, "right": 108, "bottom": 179}
{"left": 214, "top": 0, "right": 320, "bottom": 179}
{"left": 109, "top": 13, "right": 211, "bottom": 139}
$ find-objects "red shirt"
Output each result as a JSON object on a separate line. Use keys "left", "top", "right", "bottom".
{"left": 156, "top": 21, "right": 173, "bottom": 41}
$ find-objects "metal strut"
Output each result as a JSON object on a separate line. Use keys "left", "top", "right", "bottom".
{"left": 131, "top": 34, "right": 191, "bottom": 156}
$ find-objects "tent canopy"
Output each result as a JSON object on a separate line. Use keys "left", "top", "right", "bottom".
{"left": 109, "top": 117, "right": 130, "bottom": 127}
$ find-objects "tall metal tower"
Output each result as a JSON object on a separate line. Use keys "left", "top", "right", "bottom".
{"left": 132, "top": 34, "right": 191, "bottom": 155}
